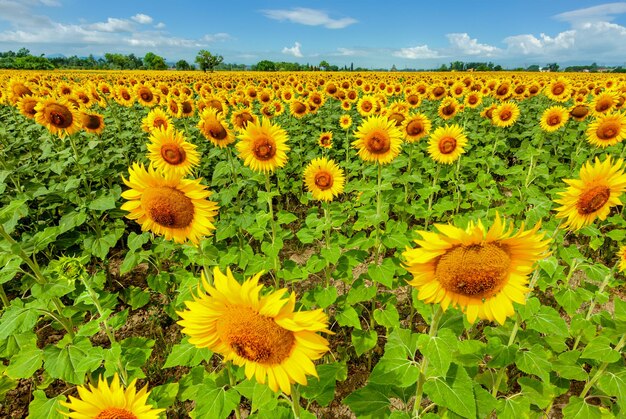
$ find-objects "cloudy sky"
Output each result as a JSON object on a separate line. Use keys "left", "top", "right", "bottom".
{"left": 0, "top": 0, "right": 625, "bottom": 69}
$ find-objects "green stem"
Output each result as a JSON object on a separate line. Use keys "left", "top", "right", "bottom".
{"left": 413, "top": 305, "right": 444, "bottom": 417}
{"left": 524, "top": 133, "right": 545, "bottom": 188}
{"left": 404, "top": 145, "right": 414, "bottom": 204}
{"left": 265, "top": 172, "right": 279, "bottom": 286}
{"left": 345, "top": 129, "right": 351, "bottom": 182}
{"left": 227, "top": 363, "right": 242, "bottom": 419}
{"left": 0, "top": 284, "right": 9, "bottom": 307}
{"left": 374, "top": 163, "right": 383, "bottom": 262}
{"left": 323, "top": 204, "right": 332, "bottom": 289}
{"left": 492, "top": 312, "right": 521, "bottom": 397}
{"left": 290, "top": 384, "right": 302, "bottom": 419}
{"left": 579, "top": 333, "right": 626, "bottom": 400}
{"left": 424, "top": 165, "right": 441, "bottom": 228}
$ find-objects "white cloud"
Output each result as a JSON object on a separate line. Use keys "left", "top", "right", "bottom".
{"left": 446, "top": 33, "right": 500, "bottom": 56}
{"left": 504, "top": 31, "right": 575, "bottom": 55}
{"left": 556, "top": 2, "right": 626, "bottom": 24}
{"left": 86, "top": 17, "right": 134, "bottom": 33}
{"left": 392, "top": 45, "right": 440, "bottom": 59}
{"left": 202, "top": 33, "right": 231, "bottom": 42}
{"left": 261, "top": 8, "right": 356, "bottom": 29}
{"left": 131, "top": 14, "right": 153, "bottom": 24}
{"left": 154, "top": 22, "right": 166, "bottom": 29}
{"left": 282, "top": 41, "right": 303, "bottom": 57}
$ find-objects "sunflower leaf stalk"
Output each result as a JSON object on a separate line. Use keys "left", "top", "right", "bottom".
{"left": 412, "top": 305, "right": 444, "bottom": 417}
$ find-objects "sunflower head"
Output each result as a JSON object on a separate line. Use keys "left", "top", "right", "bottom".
{"left": 146, "top": 126, "right": 200, "bottom": 177}
{"left": 539, "top": 105, "right": 569, "bottom": 132}
{"left": 402, "top": 112, "right": 432, "bottom": 143}
{"left": 339, "top": 114, "right": 353, "bottom": 130}
{"left": 492, "top": 101, "right": 520, "bottom": 128}
{"left": 34, "top": 96, "right": 81, "bottom": 138}
{"left": 142, "top": 107, "right": 172, "bottom": 133}
{"left": 303, "top": 157, "right": 346, "bottom": 202}
{"left": 427, "top": 123, "right": 468, "bottom": 164}
{"left": 79, "top": 111, "right": 105, "bottom": 135}
{"left": 555, "top": 156, "right": 626, "bottom": 231}
{"left": 121, "top": 163, "right": 218, "bottom": 244}
{"left": 177, "top": 267, "right": 331, "bottom": 395}
{"left": 198, "top": 107, "right": 235, "bottom": 148}
{"left": 318, "top": 132, "right": 333, "bottom": 149}
{"left": 236, "top": 117, "right": 290, "bottom": 173}
{"left": 403, "top": 214, "right": 550, "bottom": 325}
{"left": 585, "top": 112, "right": 626, "bottom": 148}
{"left": 352, "top": 115, "right": 403, "bottom": 165}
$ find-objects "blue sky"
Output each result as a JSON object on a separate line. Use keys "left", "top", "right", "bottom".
{"left": 0, "top": 0, "right": 625, "bottom": 69}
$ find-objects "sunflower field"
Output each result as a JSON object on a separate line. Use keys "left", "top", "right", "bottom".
{"left": 0, "top": 70, "right": 625, "bottom": 418}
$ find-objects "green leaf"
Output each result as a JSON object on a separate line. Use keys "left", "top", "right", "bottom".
{"left": 344, "top": 383, "right": 392, "bottom": 419}
{"left": 525, "top": 305, "right": 568, "bottom": 337}
{"left": 88, "top": 194, "right": 117, "bottom": 211}
{"left": 373, "top": 304, "right": 400, "bottom": 329}
{"left": 6, "top": 348, "right": 43, "bottom": 379}
{"left": 250, "top": 381, "right": 278, "bottom": 413}
{"left": 301, "top": 362, "right": 347, "bottom": 407}
{"left": 320, "top": 244, "right": 341, "bottom": 265}
{"left": 127, "top": 232, "right": 150, "bottom": 252}
{"left": 122, "top": 286, "right": 150, "bottom": 310}
{"left": 581, "top": 336, "right": 621, "bottom": 363}
{"left": 276, "top": 210, "right": 297, "bottom": 225}
{"left": 0, "top": 375, "right": 17, "bottom": 402}
{"left": 0, "top": 301, "right": 41, "bottom": 340}
{"left": 596, "top": 365, "right": 626, "bottom": 409}
{"left": 418, "top": 328, "right": 458, "bottom": 378}
{"left": 147, "top": 383, "right": 179, "bottom": 409}
{"left": 562, "top": 396, "right": 602, "bottom": 419}
{"left": 552, "top": 351, "right": 588, "bottom": 381}
{"left": 163, "top": 337, "right": 212, "bottom": 368}
{"left": 367, "top": 258, "right": 396, "bottom": 288}
{"left": 515, "top": 344, "right": 552, "bottom": 383}
{"left": 518, "top": 377, "right": 557, "bottom": 409}
{"left": 313, "top": 286, "right": 337, "bottom": 309}
{"left": 335, "top": 306, "right": 361, "bottom": 329}
{"left": 43, "top": 338, "right": 103, "bottom": 384}
{"left": 351, "top": 329, "right": 377, "bottom": 356}
{"left": 346, "top": 278, "right": 377, "bottom": 304}
{"left": 497, "top": 396, "right": 531, "bottom": 419}
{"left": 369, "top": 330, "right": 419, "bottom": 387}
{"left": 27, "top": 390, "right": 66, "bottom": 419}
{"left": 0, "top": 200, "right": 28, "bottom": 233}
{"left": 423, "top": 364, "right": 476, "bottom": 418}
{"left": 554, "top": 288, "right": 593, "bottom": 316}
{"left": 190, "top": 379, "right": 240, "bottom": 419}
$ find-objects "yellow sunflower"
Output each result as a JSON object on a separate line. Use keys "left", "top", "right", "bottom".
{"left": 539, "top": 105, "right": 569, "bottom": 132}
{"left": 464, "top": 91, "right": 483, "bottom": 109}
{"left": 177, "top": 267, "right": 331, "bottom": 395}
{"left": 402, "top": 112, "right": 432, "bottom": 143}
{"left": 591, "top": 91, "right": 618, "bottom": 116}
{"left": 339, "top": 114, "right": 352, "bottom": 130}
{"left": 60, "top": 373, "right": 164, "bottom": 418}
{"left": 236, "top": 117, "right": 290, "bottom": 173}
{"left": 34, "top": 96, "right": 81, "bottom": 139}
{"left": 402, "top": 214, "right": 550, "bottom": 325}
{"left": 17, "top": 95, "right": 39, "bottom": 119}
{"left": 544, "top": 77, "right": 572, "bottom": 102}
{"left": 79, "top": 111, "right": 106, "bottom": 135}
{"left": 586, "top": 112, "right": 626, "bottom": 148}
{"left": 121, "top": 163, "right": 218, "bottom": 244}
{"left": 318, "top": 132, "right": 333, "bottom": 149}
{"left": 141, "top": 108, "right": 172, "bottom": 133}
{"left": 356, "top": 94, "right": 378, "bottom": 117}
{"left": 303, "top": 157, "right": 345, "bottom": 202}
{"left": 198, "top": 107, "right": 235, "bottom": 148}
{"left": 554, "top": 156, "right": 626, "bottom": 231}
{"left": 427, "top": 124, "right": 468, "bottom": 164}
{"left": 147, "top": 126, "right": 200, "bottom": 177}
{"left": 618, "top": 245, "right": 626, "bottom": 273}
{"left": 289, "top": 100, "right": 309, "bottom": 118}
{"left": 438, "top": 97, "right": 460, "bottom": 120}
{"left": 492, "top": 101, "right": 520, "bottom": 128}
{"left": 231, "top": 107, "right": 258, "bottom": 131}
{"left": 569, "top": 104, "right": 590, "bottom": 122}
{"left": 352, "top": 115, "right": 403, "bottom": 165}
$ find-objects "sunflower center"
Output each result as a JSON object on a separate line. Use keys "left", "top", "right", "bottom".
{"left": 499, "top": 110, "right": 512, "bottom": 121}
{"left": 366, "top": 131, "right": 390, "bottom": 154}
{"left": 236, "top": 112, "right": 254, "bottom": 128}
{"left": 406, "top": 120, "right": 424, "bottom": 136}
{"left": 438, "top": 137, "right": 457, "bottom": 154}
{"left": 597, "top": 121, "right": 619, "bottom": 140}
{"left": 595, "top": 100, "right": 611, "bottom": 113}
{"left": 496, "top": 86, "right": 508, "bottom": 96}
{"left": 84, "top": 114, "right": 102, "bottom": 130}
{"left": 253, "top": 137, "right": 276, "bottom": 160}
{"left": 441, "top": 104, "right": 455, "bottom": 116}
{"left": 46, "top": 104, "right": 73, "bottom": 128}
{"left": 219, "top": 306, "right": 295, "bottom": 364}
{"left": 207, "top": 120, "right": 228, "bottom": 140}
{"left": 95, "top": 407, "right": 137, "bottom": 419}
{"left": 153, "top": 118, "right": 167, "bottom": 129}
{"left": 388, "top": 113, "right": 405, "bottom": 126}
{"left": 160, "top": 144, "right": 187, "bottom": 165}
{"left": 570, "top": 105, "right": 589, "bottom": 119}
{"left": 433, "top": 87, "right": 445, "bottom": 96}
{"left": 552, "top": 84, "right": 565, "bottom": 95}
{"left": 361, "top": 101, "right": 373, "bottom": 112}
{"left": 468, "top": 96, "right": 478, "bottom": 105}
{"left": 122, "top": 91, "right": 131, "bottom": 101}
{"left": 320, "top": 136, "right": 331, "bottom": 146}
{"left": 436, "top": 243, "right": 511, "bottom": 298}
{"left": 182, "top": 102, "right": 193, "bottom": 114}
{"left": 314, "top": 171, "right": 334, "bottom": 190}
{"left": 548, "top": 115, "right": 561, "bottom": 126}
{"left": 293, "top": 101, "right": 307, "bottom": 114}
{"left": 139, "top": 89, "right": 153, "bottom": 102}
{"left": 407, "top": 95, "right": 420, "bottom": 105}
{"left": 142, "top": 187, "right": 194, "bottom": 229}
{"left": 576, "top": 185, "right": 611, "bottom": 215}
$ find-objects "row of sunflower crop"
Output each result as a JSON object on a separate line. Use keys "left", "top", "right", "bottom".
{"left": 0, "top": 70, "right": 625, "bottom": 418}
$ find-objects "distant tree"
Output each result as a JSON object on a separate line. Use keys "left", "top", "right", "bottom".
{"left": 318, "top": 60, "right": 330, "bottom": 71}
{"left": 16, "top": 47, "right": 30, "bottom": 57}
{"left": 175, "top": 59, "right": 192, "bottom": 71}
{"left": 493, "top": 64, "right": 503, "bottom": 71}
{"left": 255, "top": 60, "right": 276, "bottom": 71}
{"left": 449, "top": 61, "right": 464, "bottom": 71}
{"left": 546, "top": 62, "right": 560, "bottom": 72}
{"left": 195, "top": 49, "right": 223, "bottom": 72}
{"left": 526, "top": 64, "right": 540, "bottom": 72}
{"left": 144, "top": 52, "right": 167, "bottom": 70}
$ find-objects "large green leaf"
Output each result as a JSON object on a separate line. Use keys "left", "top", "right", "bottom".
{"left": 344, "top": 383, "right": 392, "bottom": 419}
{"left": 163, "top": 337, "right": 212, "bottom": 368}
{"left": 423, "top": 364, "right": 476, "bottom": 418}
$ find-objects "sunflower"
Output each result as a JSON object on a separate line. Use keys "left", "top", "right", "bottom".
{"left": 166, "top": 97, "right": 182, "bottom": 118}
{"left": 554, "top": 156, "right": 626, "bottom": 231}
{"left": 135, "top": 84, "right": 157, "bottom": 107}
{"left": 198, "top": 107, "right": 235, "bottom": 148}
{"left": 544, "top": 77, "right": 571, "bottom": 102}
{"left": 17, "top": 95, "right": 39, "bottom": 119}
{"left": 236, "top": 117, "right": 290, "bottom": 173}
{"left": 147, "top": 126, "right": 200, "bottom": 177}
{"left": 318, "top": 132, "right": 333, "bottom": 149}
{"left": 177, "top": 267, "right": 331, "bottom": 395}
{"left": 141, "top": 108, "right": 172, "bottom": 133}
{"left": 60, "top": 373, "right": 163, "bottom": 418}
{"left": 403, "top": 214, "right": 550, "bottom": 325}
{"left": 8, "top": 79, "right": 33, "bottom": 104}
{"left": 231, "top": 107, "right": 258, "bottom": 131}
{"left": 539, "top": 105, "right": 569, "bottom": 132}
{"left": 492, "top": 101, "right": 520, "bottom": 128}
{"left": 356, "top": 95, "right": 377, "bottom": 117}
{"left": 438, "top": 97, "right": 460, "bottom": 120}
{"left": 586, "top": 112, "right": 626, "bottom": 148}
{"left": 79, "top": 111, "right": 105, "bottom": 135}
{"left": 590, "top": 91, "right": 618, "bottom": 116}
{"left": 121, "top": 163, "right": 218, "bottom": 244}
{"left": 34, "top": 96, "right": 81, "bottom": 138}
{"left": 402, "top": 112, "right": 432, "bottom": 143}
{"left": 352, "top": 115, "right": 403, "bottom": 165}
{"left": 115, "top": 86, "right": 135, "bottom": 107}
{"left": 569, "top": 104, "right": 590, "bottom": 121}
{"left": 618, "top": 245, "right": 626, "bottom": 273}
{"left": 303, "top": 157, "right": 345, "bottom": 201}
{"left": 339, "top": 114, "right": 352, "bottom": 130}
{"left": 464, "top": 91, "right": 483, "bottom": 109}
{"left": 427, "top": 124, "right": 468, "bottom": 164}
